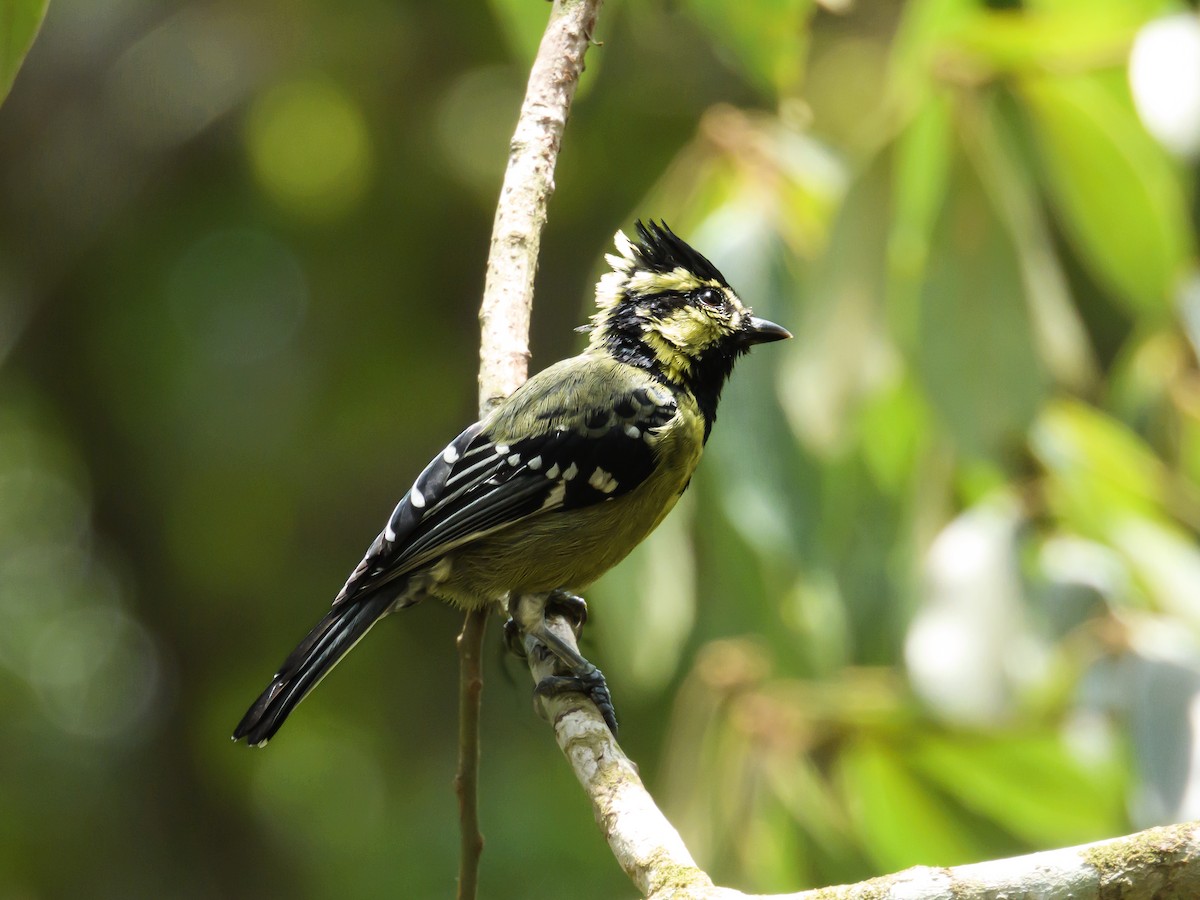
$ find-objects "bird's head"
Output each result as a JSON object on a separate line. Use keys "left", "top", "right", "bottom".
{"left": 584, "top": 221, "right": 790, "bottom": 407}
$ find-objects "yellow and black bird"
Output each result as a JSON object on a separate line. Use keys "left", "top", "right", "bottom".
{"left": 233, "top": 221, "right": 790, "bottom": 746}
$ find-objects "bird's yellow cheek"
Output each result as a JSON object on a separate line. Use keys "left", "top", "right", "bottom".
{"left": 649, "top": 308, "right": 728, "bottom": 357}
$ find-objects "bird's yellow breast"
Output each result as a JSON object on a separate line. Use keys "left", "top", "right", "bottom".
{"left": 431, "top": 379, "right": 705, "bottom": 609}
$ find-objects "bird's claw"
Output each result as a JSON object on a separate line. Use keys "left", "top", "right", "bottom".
{"left": 507, "top": 590, "right": 618, "bottom": 736}
{"left": 534, "top": 666, "right": 619, "bottom": 736}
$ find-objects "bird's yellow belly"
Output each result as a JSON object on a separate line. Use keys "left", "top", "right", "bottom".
{"left": 431, "top": 425, "right": 701, "bottom": 609}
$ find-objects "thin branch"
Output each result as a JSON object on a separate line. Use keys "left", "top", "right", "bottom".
{"left": 455, "top": 0, "right": 605, "bottom": 897}
{"left": 524, "top": 612, "right": 727, "bottom": 900}
{"left": 477, "top": 0, "right": 604, "bottom": 412}
{"left": 770, "top": 822, "right": 1200, "bottom": 900}
{"left": 453, "top": 609, "right": 487, "bottom": 900}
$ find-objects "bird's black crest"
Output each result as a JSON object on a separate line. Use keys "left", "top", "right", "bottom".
{"left": 629, "top": 220, "right": 729, "bottom": 287}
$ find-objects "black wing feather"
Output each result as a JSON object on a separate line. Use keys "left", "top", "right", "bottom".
{"left": 334, "top": 386, "right": 677, "bottom": 604}
{"left": 234, "top": 381, "right": 678, "bottom": 744}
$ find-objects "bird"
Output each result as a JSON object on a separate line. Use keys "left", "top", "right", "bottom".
{"left": 232, "top": 220, "right": 790, "bottom": 746}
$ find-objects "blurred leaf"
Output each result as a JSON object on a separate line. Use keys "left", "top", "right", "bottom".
{"left": 951, "top": 8, "right": 1155, "bottom": 76}
{"left": 916, "top": 152, "right": 1046, "bottom": 458}
{"left": 764, "top": 752, "right": 855, "bottom": 858}
{"left": 1032, "top": 399, "right": 1167, "bottom": 534}
{"left": 683, "top": 0, "right": 812, "bottom": 97}
{"left": 1110, "top": 516, "right": 1200, "bottom": 628}
{"left": 855, "top": 376, "right": 931, "bottom": 495}
{"left": 839, "top": 738, "right": 993, "bottom": 870}
{"left": 887, "top": 0, "right": 975, "bottom": 111}
{"left": 0, "top": 0, "right": 47, "bottom": 105}
{"left": 1114, "top": 638, "right": 1200, "bottom": 825}
{"left": 909, "top": 732, "right": 1126, "bottom": 847}
{"left": 780, "top": 156, "right": 891, "bottom": 454}
{"left": 741, "top": 801, "right": 807, "bottom": 892}
{"left": 1025, "top": 0, "right": 1169, "bottom": 16}
{"left": 888, "top": 89, "right": 953, "bottom": 350}
{"left": 964, "top": 95, "right": 1097, "bottom": 389}
{"left": 1021, "top": 74, "right": 1192, "bottom": 314}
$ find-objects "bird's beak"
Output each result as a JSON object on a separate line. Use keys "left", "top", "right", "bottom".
{"left": 743, "top": 316, "right": 792, "bottom": 346}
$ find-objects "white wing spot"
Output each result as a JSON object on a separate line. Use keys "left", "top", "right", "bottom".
{"left": 624, "top": 424, "right": 640, "bottom": 439}
{"left": 442, "top": 444, "right": 460, "bottom": 464}
{"left": 546, "top": 463, "right": 560, "bottom": 479}
{"left": 541, "top": 481, "right": 566, "bottom": 509}
{"left": 385, "top": 523, "right": 397, "bottom": 541}
{"left": 563, "top": 462, "right": 578, "bottom": 481}
{"left": 410, "top": 486, "right": 426, "bottom": 508}
{"left": 589, "top": 467, "right": 618, "bottom": 494}
{"left": 507, "top": 453, "right": 521, "bottom": 467}
{"left": 495, "top": 444, "right": 510, "bottom": 455}
{"left": 528, "top": 455, "right": 542, "bottom": 470}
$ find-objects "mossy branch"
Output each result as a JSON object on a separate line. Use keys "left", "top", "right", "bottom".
{"left": 523, "top": 626, "right": 1200, "bottom": 900}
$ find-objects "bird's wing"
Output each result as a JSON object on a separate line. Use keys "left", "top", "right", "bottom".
{"left": 333, "top": 376, "right": 678, "bottom": 606}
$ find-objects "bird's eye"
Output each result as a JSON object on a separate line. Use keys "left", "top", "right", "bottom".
{"left": 697, "top": 288, "right": 723, "bottom": 308}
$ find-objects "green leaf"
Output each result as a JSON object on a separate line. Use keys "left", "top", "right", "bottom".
{"left": 915, "top": 150, "right": 1047, "bottom": 459}
{"left": 1021, "top": 74, "right": 1193, "bottom": 314}
{"left": 965, "top": 95, "right": 1098, "bottom": 389}
{"left": 856, "top": 376, "right": 931, "bottom": 495}
{"left": 909, "top": 732, "right": 1126, "bottom": 847}
{"left": 952, "top": 8, "right": 1160, "bottom": 76}
{"left": 1025, "top": 0, "right": 1168, "bottom": 16}
{"left": 888, "top": 89, "right": 953, "bottom": 353}
{"left": 683, "top": 0, "right": 813, "bottom": 98}
{"left": 780, "top": 155, "right": 890, "bottom": 454}
{"left": 0, "top": 0, "right": 48, "bottom": 105}
{"left": 887, "top": 0, "right": 976, "bottom": 110}
{"left": 838, "top": 738, "right": 993, "bottom": 870}
{"left": 1109, "top": 515, "right": 1200, "bottom": 627}
{"left": 1031, "top": 398, "right": 1167, "bottom": 534}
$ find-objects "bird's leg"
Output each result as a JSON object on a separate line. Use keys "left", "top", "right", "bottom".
{"left": 507, "top": 590, "right": 618, "bottom": 735}
{"left": 502, "top": 608, "right": 527, "bottom": 659}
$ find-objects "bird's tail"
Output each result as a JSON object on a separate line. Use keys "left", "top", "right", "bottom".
{"left": 233, "top": 593, "right": 393, "bottom": 746}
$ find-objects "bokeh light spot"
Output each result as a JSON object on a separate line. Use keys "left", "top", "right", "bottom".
{"left": 434, "top": 66, "right": 523, "bottom": 193}
{"left": 1130, "top": 14, "right": 1200, "bottom": 159}
{"left": 168, "top": 228, "right": 308, "bottom": 366}
{"left": 27, "top": 605, "right": 160, "bottom": 742}
{"left": 245, "top": 76, "right": 373, "bottom": 219}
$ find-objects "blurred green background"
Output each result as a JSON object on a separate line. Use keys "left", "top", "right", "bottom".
{"left": 3, "top": 0, "right": 1200, "bottom": 897}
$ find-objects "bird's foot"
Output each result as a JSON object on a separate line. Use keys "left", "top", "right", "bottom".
{"left": 534, "top": 664, "right": 618, "bottom": 736}
{"left": 506, "top": 590, "right": 587, "bottom": 657}
{"left": 506, "top": 590, "right": 618, "bottom": 736}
